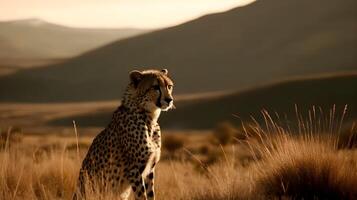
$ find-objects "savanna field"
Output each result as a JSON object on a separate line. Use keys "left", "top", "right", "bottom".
{"left": 1, "top": 109, "right": 356, "bottom": 200}
{"left": 1, "top": 0, "right": 357, "bottom": 200}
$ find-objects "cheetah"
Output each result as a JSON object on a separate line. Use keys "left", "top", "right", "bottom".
{"left": 73, "top": 69, "right": 174, "bottom": 200}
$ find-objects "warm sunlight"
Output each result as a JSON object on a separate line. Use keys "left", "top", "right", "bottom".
{"left": 0, "top": 0, "right": 255, "bottom": 28}
{"left": 1, "top": 0, "right": 356, "bottom": 199}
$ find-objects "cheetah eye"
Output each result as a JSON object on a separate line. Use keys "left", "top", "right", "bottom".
{"left": 167, "top": 85, "right": 173, "bottom": 90}
{"left": 152, "top": 85, "right": 160, "bottom": 90}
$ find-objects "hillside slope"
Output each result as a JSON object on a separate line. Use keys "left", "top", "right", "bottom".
{"left": 0, "top": 19, "right": 147, "bottom": 63}
{"left": 50, "top": 73, "right": 357, "bottom": 129}
{"left": 0, "top": 0, "right": 356, "bottom": 102}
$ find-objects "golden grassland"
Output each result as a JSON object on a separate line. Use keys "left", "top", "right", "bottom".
{"left": 1, "top": 112, "right": 356, "bottom": 200}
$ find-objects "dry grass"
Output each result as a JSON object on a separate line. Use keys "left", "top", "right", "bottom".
{"left": 1, "top": 108, "right": 356, "bottom": 200}
{"left": 0, "top": 144, "right": 78, "bottom": 199}
{"left": 2, "top": 132, "right": 355, "bottom": 200}
{"left": 253, "top": 137, "right": 357, "bottom": 199}
{"left": 337, "top": 124, "right": 357, "bottom": 149}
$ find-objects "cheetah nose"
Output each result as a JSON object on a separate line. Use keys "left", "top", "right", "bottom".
{"left": 165, "top": 98, "right": 173, "bottom": 104}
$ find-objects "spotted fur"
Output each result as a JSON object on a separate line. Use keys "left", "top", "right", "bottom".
{"left": 74, "top": 69, "right": 174, "bottom": 200}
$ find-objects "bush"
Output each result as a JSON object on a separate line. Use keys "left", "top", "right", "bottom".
{"left": 213, "top": 121, "right": 237, "bottom": 145}
{"left": 163, "top": 135, "right": 184, "bottom": 153}
{"left": 198, "top": 145, "right": 210, "bottom": 155}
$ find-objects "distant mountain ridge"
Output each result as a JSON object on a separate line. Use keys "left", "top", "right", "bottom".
{"left": 0, "top": 0, "right": 356, "bottom": 102}
{"left": 4, "top": 19, "right": 50, "bottom": 27}
{"left": 1, "top": 18, "right": 144, "bottom": 32}
{"left": 0, "top": 18, "right": 148, "bottom": 62}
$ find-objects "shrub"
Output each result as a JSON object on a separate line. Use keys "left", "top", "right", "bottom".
{"left": 198, "top": 145, "right": 210, "bottom": 155}
{"left": 213, "top": 121, "right": 237, "bottom": 145}
{"left": 163, "top": 135, "right": 184, "bottom": 153}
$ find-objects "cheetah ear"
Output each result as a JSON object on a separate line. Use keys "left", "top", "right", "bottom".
{"left": 161, "top": 69, "right": 168, "bottom": 75}
{"left": 129, "top": 70, "right": 143, "bottom": 87}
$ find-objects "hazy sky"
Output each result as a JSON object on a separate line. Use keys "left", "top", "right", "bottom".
{"left": 0, "top": 0, "right": 255, "bottom": 29}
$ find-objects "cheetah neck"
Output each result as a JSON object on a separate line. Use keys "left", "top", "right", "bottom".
{"left": 150, "top": 108, "right": 161, "bottom": 124}
{"left": 121, "top": 86, "right": 161, "bottom": 124}
{"left": 113, "top": 105, "right": 160, "bottom": 132}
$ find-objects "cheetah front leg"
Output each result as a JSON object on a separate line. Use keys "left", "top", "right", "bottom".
{"left": 144, "top": 168, "right": 156, "bottom": 200}
{"left": 127, "top": 169, "right": 148, "bottom": 200}
{"left": 144, "top": 125, "right": 161, "bottom": 200}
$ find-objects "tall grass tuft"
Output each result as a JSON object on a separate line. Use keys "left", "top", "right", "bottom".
{"left": 243, "top": 106, "right": 357, "bottom": 199}
{"left": 254, "top": 137, "right": 357, "bottom": 199}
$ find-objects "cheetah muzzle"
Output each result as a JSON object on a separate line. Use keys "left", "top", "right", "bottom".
{"left": 74, "top": 69, "right": 174, "bottom": 200}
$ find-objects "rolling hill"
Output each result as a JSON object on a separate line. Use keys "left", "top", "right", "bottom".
{"left": 0, "top": 0, "right": 356, "bottom": 102}
{"left": 0, "top": 19, "right": 147, "bottom": 69}
{"left": 50, "top": 73, "right": 357, "bottom": 129}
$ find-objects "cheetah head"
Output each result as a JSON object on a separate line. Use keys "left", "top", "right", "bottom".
{"left": 129, "top": 69, "right": 174, "bottom": 112}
